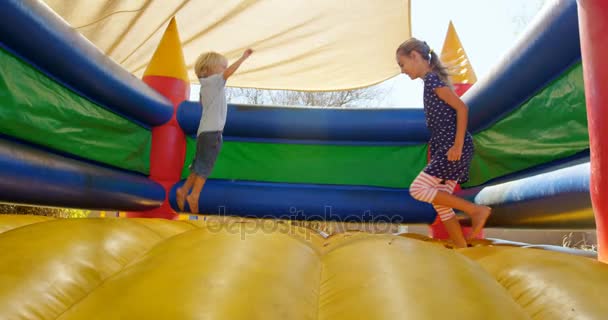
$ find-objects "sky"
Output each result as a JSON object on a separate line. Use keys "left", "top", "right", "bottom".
{"left": 378, "top": 0, "right": 548, "bottom": 108}
{"left": 190, "top": 0, "right": 548, "bottom": 108}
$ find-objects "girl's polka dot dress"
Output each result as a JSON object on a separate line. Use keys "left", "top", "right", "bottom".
{"left": 422, "top": 72, "right": 475, "bottom": 184}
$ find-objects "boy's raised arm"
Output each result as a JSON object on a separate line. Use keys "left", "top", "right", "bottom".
{"left": 223, "top": 48, "right": 253, "bottom": 80}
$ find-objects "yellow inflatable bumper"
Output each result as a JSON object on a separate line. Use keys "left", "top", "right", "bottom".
{"left": 1, "top": 215, "right": 607, "bottom": 319}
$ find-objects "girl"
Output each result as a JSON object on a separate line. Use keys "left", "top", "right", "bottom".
{"left": 396, "top": 38, "right": 490, "bottom": 248}
{"left": 176, "top": 48, "right": 253, "bottom": 214}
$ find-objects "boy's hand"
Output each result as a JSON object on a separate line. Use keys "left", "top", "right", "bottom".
{"left": 242, "top": 48, "right": 253, "bottom": 59}
{"left": 224, "top": 48, "right": 253, "bottom": 80}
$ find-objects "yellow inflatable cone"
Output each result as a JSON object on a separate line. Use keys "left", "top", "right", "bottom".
{"left": 440, "top": 21, "right": 477, "bottom": 96}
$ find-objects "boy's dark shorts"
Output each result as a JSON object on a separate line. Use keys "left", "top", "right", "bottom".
{"left": 189, "top": 131, "right": 223, "bottom": 178}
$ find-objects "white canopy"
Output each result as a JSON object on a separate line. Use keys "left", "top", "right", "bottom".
{"left": 44, "top": 0, "right": 411, "bottom": 91}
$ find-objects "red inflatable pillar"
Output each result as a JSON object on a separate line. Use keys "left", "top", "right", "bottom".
{"left": 128, "top": 18, "right": 189, "bottom": 219}
{"left": 577, "top": 0, "right": 608, "bottom": 262}
{"left": 430, "top": 21, "right": 481, "bottom": 240}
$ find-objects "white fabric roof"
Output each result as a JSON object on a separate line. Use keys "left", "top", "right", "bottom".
{"left": 44, "top": 0, "right": 411, "bottom": 91}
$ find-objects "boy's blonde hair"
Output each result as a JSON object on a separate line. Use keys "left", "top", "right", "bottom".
{"left": 194, "top": 52, "right": 227, "bottom": 78}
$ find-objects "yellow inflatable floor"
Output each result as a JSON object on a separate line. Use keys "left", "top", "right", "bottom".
{"left": 1, "top": 215, "right": 608, "bottom": 320}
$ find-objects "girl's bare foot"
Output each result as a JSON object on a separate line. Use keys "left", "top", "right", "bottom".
{"left": 186, "top": 194, "right": 200, "bottom": 214}
{"left": 442, "top": 216, "right": 468, "bottom": 248}
{"left": 176, "top": 188, "right": 187, "bottom": 212}
{"left": 467, "top": 206, "right": 491, "bottom": 240}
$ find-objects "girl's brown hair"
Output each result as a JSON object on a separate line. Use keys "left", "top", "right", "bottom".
{"left": 396, "top": 38, "right": 451, "bottom": 85}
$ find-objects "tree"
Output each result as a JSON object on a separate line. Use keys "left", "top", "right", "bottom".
{"left": 227, "top": 85, "right": 387, "bottom": 107}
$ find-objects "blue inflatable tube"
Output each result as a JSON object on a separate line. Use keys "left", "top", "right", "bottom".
{"left": 0, "top": 0, "right": 173, "bottom": 128}
{"left": 165, "top": 157, "right": 592, "bottom": 227}
{"left": 169, "top": 180, "right": 436, "bottom": 223}
{"left": 470, "top": 162, "right": 593, "bottom": 229}
{"left": 463, "top": 0, "right": 581, "bottom": 132}
{"left": 0, "top": 137, "right": 165, "bottom": 211}
{"left": 177, "top": 102, "right": 429, "bottom": 144}
{"left": 475, "top": 162, "right": 589, "bottom": 203}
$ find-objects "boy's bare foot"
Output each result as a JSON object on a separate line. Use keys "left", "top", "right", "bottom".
{"left": 186, "top": 194, "right": 200, "bottom": 214}
{"left": 176, "top": 188, "right": 187, "bottom": 212}
{"left": 467, "top": 206, "right": 491, "bottom": 240}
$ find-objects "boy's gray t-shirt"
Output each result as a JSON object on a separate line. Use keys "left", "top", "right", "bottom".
{"left": 197, "top": 74, "right": 227, "bottom": 134}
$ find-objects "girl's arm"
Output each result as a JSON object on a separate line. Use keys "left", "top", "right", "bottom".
{"left": 435, "top": 87, "right": 468, "bottom": 158}
{"left": 223, "top": 49, "right": 253, "bottom": 80}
